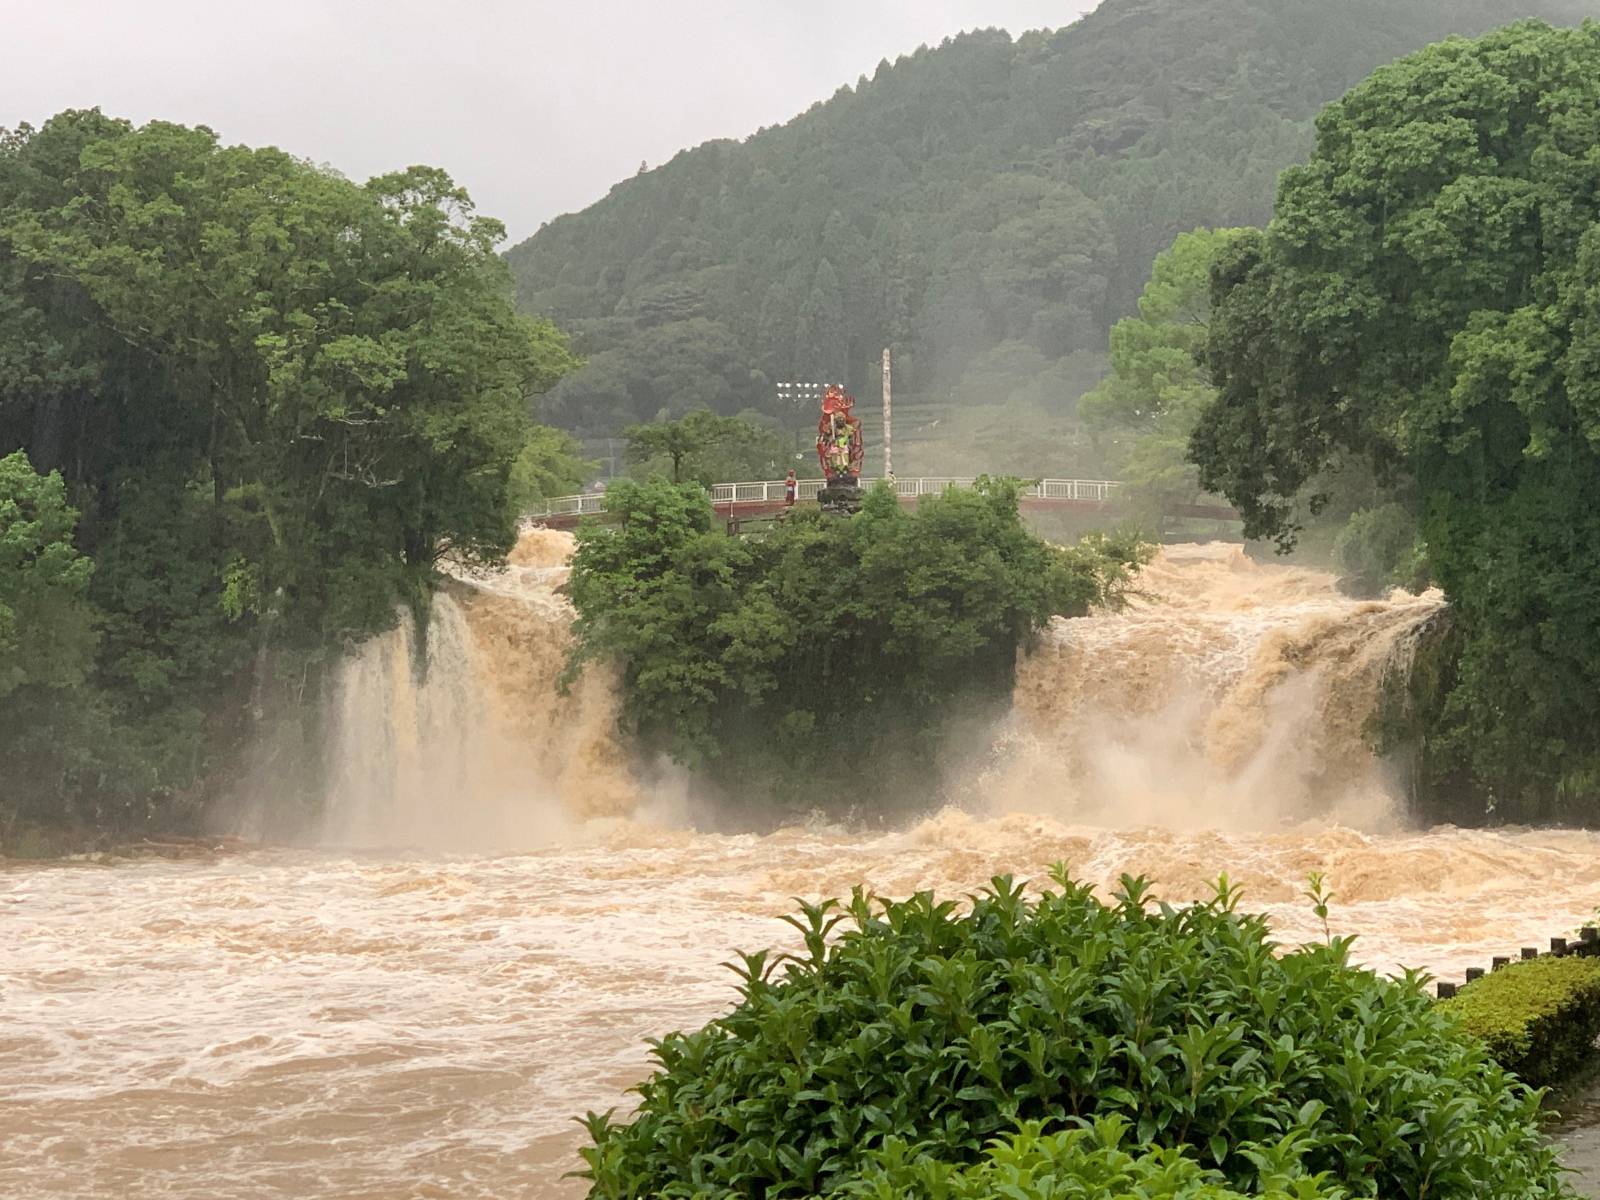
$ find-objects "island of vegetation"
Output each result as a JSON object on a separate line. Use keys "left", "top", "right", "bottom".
{"left": 564, "top": 476, "right": 1146, "bottom": 815}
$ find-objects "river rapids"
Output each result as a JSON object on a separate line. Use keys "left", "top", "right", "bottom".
{"left": 6, "top": 533, "right": 1600, "bottom": 1199}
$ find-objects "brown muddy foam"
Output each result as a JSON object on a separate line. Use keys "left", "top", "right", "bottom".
{"left": 5, "top": 536, "right": 1582, "bottom": 1199}
{"left": 6, "top": 821, "right": 1600, "bottom": 1199}
{"left": 998, "top": 542, "right": 1446, "bottom": 830}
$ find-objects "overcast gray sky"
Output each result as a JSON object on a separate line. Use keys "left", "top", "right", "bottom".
{"left": 5, "top": 1, "right": 1097, "bottom": 245}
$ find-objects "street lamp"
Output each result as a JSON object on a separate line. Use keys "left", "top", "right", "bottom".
{"left": 775, "top": 381, "right": 842, "bottom": 408}
{"left": 776, "top": 381, "right": 842, "bottom": 475}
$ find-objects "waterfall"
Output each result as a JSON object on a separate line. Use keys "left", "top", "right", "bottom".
{"left": 993, "top": 542, "right": 1447, "bottom": 830}
{"left": 318, "top": 530, "right": 637, "bottom": 850}
{"left": 319, "top": 534, "right": 1446, "bottom": 846}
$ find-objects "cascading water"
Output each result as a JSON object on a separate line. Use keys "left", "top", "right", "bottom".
{"left": 997, "top": 542, "right": 1446, "bottom": 830}
{"left": 317, "top": 534, "right": 1445, "bottom": 848}
{"left": 15, "top": 533, "right": 1600, "bottom": 1200}
{"left": 318, "top": 529, "right": 638, "bottom": 850}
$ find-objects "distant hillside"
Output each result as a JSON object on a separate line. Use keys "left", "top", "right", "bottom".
{"left": 508, "top": 0, "right": 1599, "bottom": 476}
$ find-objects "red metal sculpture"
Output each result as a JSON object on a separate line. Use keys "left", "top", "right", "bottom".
{"left": 816, "top": 385, "right": 864, "bottom": 483}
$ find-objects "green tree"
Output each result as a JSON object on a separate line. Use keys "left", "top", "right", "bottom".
{"left": 1079, "top": 226, "right": 1420, "bottom": 552}
{"left": 694, "top": 409, "right": 792, "bottom": 482}
{"left": 0, "top": 452, "right": 103, "bottom": 824}
{"left": 1081, "top": 228, "right": 1250, "bottom": 429}
{"left": 509, "top": 425, "right": 595, "bottom": 511}
{"left": 566, "top": 478, "right": 1147, "bottom": 809}
{"left": 0, "top": 452, "right": 96, "bottom": 698}
{"left": 624, "top": 408, "right": 785, "bottom": 483}
{"left": 1080, "top": 227, "right": 1251, "bottom": 515}
{"left": 1332, "top": 503, "right": 1430, "bottom": 596}
{"left": 1191, "top": 21, "right": 1600, "bottom": 820}
{"left": 0, "top": 110, "right": 577, "bottom": 827}
{"left": 564, "top": 480, "right": 748, "bottom": 762}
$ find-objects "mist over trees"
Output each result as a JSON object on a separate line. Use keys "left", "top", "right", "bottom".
{"left": 507, "top": 0, "right": 1599, "bottom": 474}
{"left": 1079, "top": 226, "right": 1250, "bottom": 519}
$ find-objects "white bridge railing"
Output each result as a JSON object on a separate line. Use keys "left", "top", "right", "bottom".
{"left": 530, "top": 477, "right": 1121, "bottom": 518}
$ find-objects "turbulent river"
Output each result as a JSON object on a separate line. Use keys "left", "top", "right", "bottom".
{"left": 7, "top": 533, "right": 1600, "bottom": 1199}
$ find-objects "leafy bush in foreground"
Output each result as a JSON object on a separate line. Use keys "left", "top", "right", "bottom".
{"left": 578, "top": 872, "right": 1571, "bottom": 1199}
{"left": 1440, "top": 955, "right": 1600, "bottom": 1089}
{"left": 846, "top": 1117, "right": 1342, "bottom": 1199}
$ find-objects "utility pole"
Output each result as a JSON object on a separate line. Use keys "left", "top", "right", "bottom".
{"left": 881, "top": 348, "right": 893, "bottom": 480}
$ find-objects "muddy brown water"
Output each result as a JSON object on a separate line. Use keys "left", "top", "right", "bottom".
{"left": 8, "top": 820, "right": 1600, "bottom": 1198}
{"left": 7, "top": 537, "right": 1596, "bottom": 1197}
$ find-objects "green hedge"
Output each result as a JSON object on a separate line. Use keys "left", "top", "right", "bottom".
{"left": 579, "top": 873, "right": 1569, "bottom": 1199}
{"left": 845, "top": 1116, "right": 1344, "bottom": 1199}
{"left": 1439, "top": 956, "right": 1600, "bottom": 1088}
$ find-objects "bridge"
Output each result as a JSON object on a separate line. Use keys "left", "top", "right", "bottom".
{"left": 527, "top": 478, "right": 1238, "bottom": 530}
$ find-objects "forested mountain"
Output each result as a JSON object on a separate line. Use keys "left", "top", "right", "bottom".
{"left": 508, "top": 0, "right": 1599, "bottom": 476}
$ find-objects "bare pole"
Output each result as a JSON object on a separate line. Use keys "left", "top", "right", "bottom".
{"left": 881, "top": 347, "right": 893, "bottom": 479}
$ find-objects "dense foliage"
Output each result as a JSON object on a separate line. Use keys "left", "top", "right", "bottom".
{"left": 1191, "top": 21, "right": 1600, "bottom": 821}
{"left": 1081, "top": 224, "right": 1427, "bottom": 575}
{"left": 0, "top": 453, "right": 103, "bottom": 807}
{"left": 509, "top": 425, "right": 594, "bottom": 512}
{"left": 1439, "top": 956, "right": 1600, "bottom": 1089}
{"left": 580, "top": 873, "right": 1569, "bottom": 1198}
{"left": 847, "top": 1118, "right": 1341, "bottom": 1200}
{"left": 510, "top": 0, "right": 1596, "bottom": 474}
{"left": 565, "top": 479, "right": 1144, "bottom": 809}
{"left": 0, "top": 110, "right": 576, "bottom": 832}
{"left": 1330, "top": 504, "right": 1430, "bottom": 597}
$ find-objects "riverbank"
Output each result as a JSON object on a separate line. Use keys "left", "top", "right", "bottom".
{"left": 6, "top": 820, "right": 1600, "bottom": 1198}
{"left": 0, "top": 823, "right": 253, "bottom": 862}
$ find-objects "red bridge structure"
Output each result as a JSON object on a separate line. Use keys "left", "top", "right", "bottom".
{"left": 526, "top": 477, "right": 1238, "bottom": 531}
